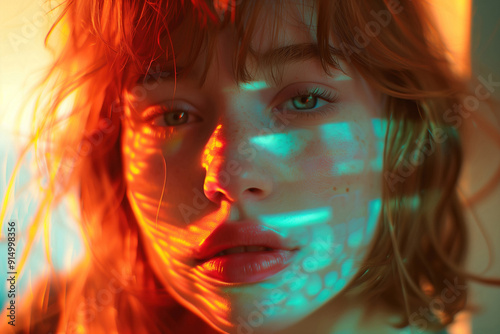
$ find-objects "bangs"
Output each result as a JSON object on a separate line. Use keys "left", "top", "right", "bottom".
{"left": 122, "top": 0, "right": 341, "bottom": 89}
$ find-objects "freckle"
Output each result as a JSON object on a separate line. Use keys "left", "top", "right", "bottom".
{"left": 346, "top": 188, "right": 349, "bottom": 192}
{"left": 333, "top": 187, "right": 337, "bottom": 191}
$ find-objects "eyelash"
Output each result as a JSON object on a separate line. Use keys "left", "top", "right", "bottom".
{"left": 142, "top": 104, "right": 193, "bottom": 122}
{"left": 141, "top": 86, "right": 339, "bottom": 129}
{"left": 278, "top": 86, "right": 339, "bottom": 120}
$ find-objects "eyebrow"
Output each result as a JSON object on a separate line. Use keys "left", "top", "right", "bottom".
{"left": 256, "top": 43, "right": 343, "bottom": 72}
{"left": 137, "top": 43, "right": 343, "bottom": 86}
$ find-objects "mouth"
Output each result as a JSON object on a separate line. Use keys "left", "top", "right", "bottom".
{"left": 209, "top": 245, "right": 275, "bottom": 258}
{"left": 193, "top": 221, "right": 299, "bottom": 284}
{"left": 196, "top": 247, "right": 299, "bottom": 284}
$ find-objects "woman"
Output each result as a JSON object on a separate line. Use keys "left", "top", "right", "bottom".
{"left": 2, "top": 0, "right": 500, "bottom": 333}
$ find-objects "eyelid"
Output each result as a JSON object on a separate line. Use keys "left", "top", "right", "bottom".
{"left": 141, "top": 101, "right": 195, "bottom": 121}
{"left": 274, "top": 83, "right": 339, "bottom": 107}
{"left": 139, "top": 101, "right": 203, "bottom": 128}
{"left": 270, "top": 83, "right": 340, "bottom": 122}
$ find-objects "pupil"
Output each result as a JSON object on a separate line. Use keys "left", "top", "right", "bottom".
{"left": 293, "top": 95, "right": 317, "bottom": 109}
{"left": 166, "top": 111, "right": 187, "bottom": 125}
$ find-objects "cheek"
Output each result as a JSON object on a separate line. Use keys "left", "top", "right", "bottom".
{"left": 291, "top": 121, "right": 382, "bottom": 253}
{"left": 122, "top": 128, "right": 174, "bottom": 229}
{"left": 122, "top": 125, "right": 212, "bottom": 228}
{"left": 122, "top": 128, "right": 166, "bottom": 200}
{"left": 121, "top": 130, "right": 199, "bottom": 265}
{"left": 293, "top": 126, "right": 374, "bottom": 195}
{"left": 302, "top": 154, "right": 334, "bottom": 171}
{"left": 256, "top": 124, "right": 365, "bottom": 186}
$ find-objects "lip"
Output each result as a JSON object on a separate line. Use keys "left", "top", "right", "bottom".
{"left": 194, "top": 221, "right": 299, "bottom": 283}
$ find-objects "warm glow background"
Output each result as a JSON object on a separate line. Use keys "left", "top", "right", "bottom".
{"left": 0, "top": 0, "right": 60, "bottom": 136}
{"left": 0, "top": 0, "right": 499, "bottom": 333}
{"left": 0, "top": 0, "right": 84, "bottom": 317}
{"left": 427, "top": 0, "right": 472, "bottom": 78}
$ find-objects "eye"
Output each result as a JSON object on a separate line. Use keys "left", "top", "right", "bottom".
{"left": 163, "top": 110, "right": 190, "bottom": 126}
{"left": 286, "top": 87, "right": 336, "bottom": 111}
{"left": 291, "top": 94, "right": 320, "bottom": 109}
{"left": 275, "top": 85, "right": 339, "bottom": 121}
{"left": 144, "top": 104, "right": 202, "bottom": 127}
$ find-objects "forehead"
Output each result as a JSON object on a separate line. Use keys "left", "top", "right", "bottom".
{"left": 134, "top": 0, "right": 326, "bottom": 86}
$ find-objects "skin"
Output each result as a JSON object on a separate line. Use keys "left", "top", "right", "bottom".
{"left": 121, "top": 2, "right": 394, "bottom": 333}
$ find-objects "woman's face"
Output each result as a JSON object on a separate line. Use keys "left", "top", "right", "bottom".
{"left": 122, "top": 3, "right": 385, "bottom": 333}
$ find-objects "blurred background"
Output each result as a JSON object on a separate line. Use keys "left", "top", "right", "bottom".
{"left": 0, "top": 0, "right": 499, "bottom": 333}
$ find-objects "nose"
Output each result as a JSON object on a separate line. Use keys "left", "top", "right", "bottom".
{"left": 202, "top": 125, "right": 274, "bottom": 204}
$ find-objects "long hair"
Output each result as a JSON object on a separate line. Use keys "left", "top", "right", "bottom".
{"left": 2, "top": 0, "right": 500, "bottom": 333}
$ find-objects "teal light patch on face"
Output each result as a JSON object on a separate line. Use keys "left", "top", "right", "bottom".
{"left": 324, "top": 270, "right": 338, "bottom": 288}
{"left": 320, "top": 122, "right": 354, "bottom": 142}
{"left": 306, "top": 274, "right": 322, "bottom": 296}
{"left": 309, "top": 231, "right": 337, "bottom": 269}
{"left": 315, "top": 290, "right": 332, "bottom": 304}
{"left": 371, "top": 118, "right": 388, "bottom": 138}
{"left": 259, "top": 281, "right": 279, "bottom": 289}
{"left": 250, "top": 132, "right": 305, "bottom": 157}
{"left": 285, "top": 293, "right": 308, "bottom": 307}
{"left": 369, "top": 155, "right": 383, "bottom": 172}
{"left": 329, "top": 243, "right": 344, "bottom": 258}
{"left": 288, "top": 273, "right": 308, "bottom": 292}
{"left": 341, "top": 259, "right": 354, "bottom": 277}
{"left": 366, "top": 198, "right": 382, "bottom": 236}
{"left": 332, "top": 278, "right": 347, "bottom": 293}
{"left": 271, "top": 291, "right": 286, "bottom": 304}
{"left": 239, "top": 80, "right": 268, "bottom": 91}
{"left": 368, "top": 118, "right": 387, "bottom": 172}
{"left": 260, "top": 206, "right": 333, "bottom": 227}
{"left": 347, "top": 228, "right": 363, "bottom": 248}
{"left": 332, "top": 159, "right": 365, "bottom": 176}
{"left": 370, "top": 130, "right": 385, "bottom": 171}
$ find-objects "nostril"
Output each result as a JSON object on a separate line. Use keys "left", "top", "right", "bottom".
{"left": 212, "top": 191, "right": 224, "bottom": 202}
{"left": 247, "top": 188, "right": 261, "bottom": 194}
{"left": 204, "top": 188, "right": 222, "bottom": 203}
